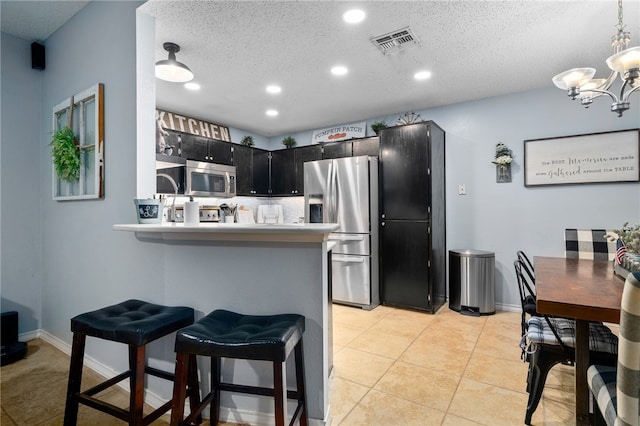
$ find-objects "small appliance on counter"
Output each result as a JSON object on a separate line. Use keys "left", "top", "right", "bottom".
{"left": 169, "top": 205, "right": 220, "bottom": 222}
{"left": 257, "top": 204, "right": 284, "bottom": 224}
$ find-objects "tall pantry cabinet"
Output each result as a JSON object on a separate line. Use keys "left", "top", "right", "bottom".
{"left": 378, "top": 121, "right": 446, "bottom": 312}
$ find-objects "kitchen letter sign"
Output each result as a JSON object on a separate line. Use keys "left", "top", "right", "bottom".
{"left": 524, "top": 129, "right": 639, "bottom": 186}
{"left": 312, "top": 121, "right": 366, "bottom": 144}
{"left": 156, "top": 109, "right": 231, "bottom": 142}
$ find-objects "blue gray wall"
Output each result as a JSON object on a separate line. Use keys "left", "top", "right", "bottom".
{"left": 1, "top": 0, "right": 639, "bottom": 346}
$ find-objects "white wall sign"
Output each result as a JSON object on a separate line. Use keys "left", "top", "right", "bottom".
{"left": 524, "top": 129, "right": 639, "bottom": 186}
{"left": 312, "top": 121, "right": 366, "bottom": 144}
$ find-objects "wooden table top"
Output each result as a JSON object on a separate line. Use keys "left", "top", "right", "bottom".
{"left": 534, "top": 256, "right": 624, "bottom": 324}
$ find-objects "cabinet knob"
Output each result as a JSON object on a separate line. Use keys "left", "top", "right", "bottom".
{"left": 381, "top": 214, "right": 386, "bottom": 219}
{"left": 381, "top": 222, "right": 385, "bottom": 227}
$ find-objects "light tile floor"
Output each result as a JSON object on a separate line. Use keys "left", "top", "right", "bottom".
{"left": 329, "top": 304, "right": 575, "bottom": 426}
{"left": 0, "top": 304, "right": 575, "bottom": 425}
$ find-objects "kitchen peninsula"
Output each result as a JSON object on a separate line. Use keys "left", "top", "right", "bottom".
{"left": 113, "top": 222, "right": 338, "bottom": 425}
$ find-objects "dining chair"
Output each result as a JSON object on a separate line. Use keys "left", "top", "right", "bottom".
{"left": 565, "top": 228, "right": 617, "bottom": 260}
{"left": 517, "top": 250, "right": 535, "bottom": 278}
{"left": 587, "top": 271, "right": 640, "bottom": 426}
{"left": 514, "top": 259, "right": 538, "bottom": 338}
{"left": 516, "top": 262, "right": 620, "bottom": 425}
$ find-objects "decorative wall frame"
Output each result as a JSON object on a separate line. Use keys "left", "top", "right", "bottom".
{"left": 524, "top": 129, "right": 639, "bottom": 187}
{"left": 52, "top": 83, "right": 104, "bottom": 200}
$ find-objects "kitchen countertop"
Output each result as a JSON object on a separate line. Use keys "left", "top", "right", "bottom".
{"left": 113, "top": 222, "right": 339, "bottom": 243}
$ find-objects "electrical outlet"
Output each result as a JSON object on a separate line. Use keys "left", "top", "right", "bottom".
{"left": 458, "top": 184, "right": 466, "bottom": 195}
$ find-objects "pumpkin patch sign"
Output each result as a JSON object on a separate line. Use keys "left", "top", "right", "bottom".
{"left": 312, "top": 121, "right": 366, "bottom": 144}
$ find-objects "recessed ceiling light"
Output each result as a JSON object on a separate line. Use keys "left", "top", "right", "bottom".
{"left": 414, "top": 70, "right": 432, "bottom": 80}
{"left": 266, "top": 109, "right": 279, "bottom": 117}
{"left": 331, "top": 66, "right": 348, "bottom": 76}
{"left": 343, "top": 9, "right": 365, "bottom": 24}
{"left": 184, "top": 82, "right": 201, "bottom": 90}
{"left": 266, "top": 85, "right": 282, "bottom": 94}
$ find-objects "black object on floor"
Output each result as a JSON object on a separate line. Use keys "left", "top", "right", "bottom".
{"left": 1, "top": 311, "right": 28, "bottom": 366}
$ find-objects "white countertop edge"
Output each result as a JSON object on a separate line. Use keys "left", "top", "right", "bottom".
{"left": 113, "top": 222, "right": 340, "bottom": 244}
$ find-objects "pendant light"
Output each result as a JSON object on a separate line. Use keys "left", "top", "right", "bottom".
{"left": 155, "top": 42, "right": 194, "bottom": 83}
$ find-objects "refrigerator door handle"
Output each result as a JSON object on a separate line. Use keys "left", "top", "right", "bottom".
{"left": 333, "top": 163, "right": 339, "bottom": 223}
{"left": 325, "top": 161, "right": 333, "bottom": 223}
{"left": 332, "top": 255, "right": 365, "bottom": 263}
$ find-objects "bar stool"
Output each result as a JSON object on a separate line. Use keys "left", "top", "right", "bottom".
{"left": 63, "top": 299, "right": 199, "bottom": 426}
{"left": 170, "top": 309, "right": 308, "bottom": 426}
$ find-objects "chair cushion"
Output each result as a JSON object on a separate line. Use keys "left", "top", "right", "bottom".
{"left": 71, "top": 299, "right": 194, "bottom": 347}
{"left": 617, "top": 271, "right": 640, "bottom": 425}
{"left": 527, "top": 316, "right": 618, "bottom": 354}
{"left": 175, "top": 310, "right": 305, "bottom": 362}
{"left": 587, "top": 365, "right": 618, "bottom": 426}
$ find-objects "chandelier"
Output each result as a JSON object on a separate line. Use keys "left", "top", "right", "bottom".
{"left": 552, "top": 0, "right": 639, "bottom": 117}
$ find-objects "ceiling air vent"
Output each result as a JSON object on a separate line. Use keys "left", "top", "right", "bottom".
{"left": 371, "top": 27, "right": 421, "bottom": 55}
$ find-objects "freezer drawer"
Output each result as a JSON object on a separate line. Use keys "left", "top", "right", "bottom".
{"left": 328, "top": 233, "right": 370, "bottom": 256}
{"left": 332, "top": 255, "right": 371, "bottom": 306}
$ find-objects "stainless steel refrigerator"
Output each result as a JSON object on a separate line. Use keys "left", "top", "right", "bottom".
{"left": 304, "top": 156, "right": 379, "bottom": 310}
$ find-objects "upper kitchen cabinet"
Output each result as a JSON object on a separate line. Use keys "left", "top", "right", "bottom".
{"left": 352, "top": 136, "right": 379, "bottom": 157}
{"left": 252, "top": 149, "right": 270, "bottom": 195}
{"left": 234, "top": 145, "right": 269, "bottom": 196}
{"left": 271, "top": 145, "right": 322, "bottom": 196}
{"left": 181, "top": 134, "right": 233, "bottom": 165}
{"left": 322, "top": 141, "right": 352, "bottom": 159}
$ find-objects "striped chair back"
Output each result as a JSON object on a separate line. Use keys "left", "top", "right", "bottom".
{"left": 618, "top": 271, "right": 640, "bottom": 425}
{"left": 564, "top": 229, "right": 617, "bottom": 261}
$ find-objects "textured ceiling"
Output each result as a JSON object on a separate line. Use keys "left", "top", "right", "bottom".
{"left": 3, "top": 1, "right": 639, "bottom": 138}
{"left": 141, "top": 0, "right": 640, "bottom": 137}
{"left": 0, "top": 1, "right": 89, "bottom": 41}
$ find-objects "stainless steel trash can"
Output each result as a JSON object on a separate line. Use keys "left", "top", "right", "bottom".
{"left": 449, "top": 249, "right": 495, "bottom": 316}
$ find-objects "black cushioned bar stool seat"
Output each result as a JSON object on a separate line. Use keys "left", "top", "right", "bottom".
{"left": 170, "top": 309, "right": 308, "bottom": 426}
{"left": 64, "top": 299, "right": 199, "bottom": 426}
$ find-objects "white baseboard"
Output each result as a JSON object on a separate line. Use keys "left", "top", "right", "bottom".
{"left": 26, "top": 330, "right": 328, "bottom": 425}
{"left": 495, "top": 303, "right": 521, "bottom": 313}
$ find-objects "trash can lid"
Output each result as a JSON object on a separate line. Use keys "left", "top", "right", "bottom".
{"left": 449, "top": 249, "right": 495, "bottom": 258}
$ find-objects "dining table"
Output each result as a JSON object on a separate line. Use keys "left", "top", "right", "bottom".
{"left": 534, "top": 256, "right": 624, "bottom": 426}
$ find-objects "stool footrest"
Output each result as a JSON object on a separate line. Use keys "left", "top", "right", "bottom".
{"left": 82, "top": 371, "right": 129, "bottom": 396}
{"left": 76, "top": 394, "right": 129, "bottom": 422}
{"left": 218, "top": 382, "right": 301, "bottom": 400}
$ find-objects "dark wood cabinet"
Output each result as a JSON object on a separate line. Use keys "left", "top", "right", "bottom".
{"left": 379, "top": 122, "right": 446, "bottom": 313}
{"left": 163, "top": 133, "right": 380, "bottom": 197}
{"left": 181, "top": 135, "right": 233, "bottom": 165}
{"left": 271, "top": 146, "right": 321, "bottom": 196}
{"left": 234, "top": 145, "right": 269, "bottom": 196}
{"left": 270, "top": 149, "right": 295, "bottom": 196}
{"left": 252, "top": 149, "right": 270, "bottom": 195}
{"left": 352, "top": 136, "right": 379, "bottom": 157}
{"left": 322, "top": 141, "right": 352, "bottom": 159}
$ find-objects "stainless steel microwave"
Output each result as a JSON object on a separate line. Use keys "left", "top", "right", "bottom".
{"left": 186, "top": 160, "right": 236, "bottom": 198}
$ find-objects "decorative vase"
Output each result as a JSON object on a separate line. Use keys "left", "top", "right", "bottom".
{"left": 496, "top": 164, "right": 512, "bottom": 183}
{"left": 134, "top": 199, "right": 164, "bottom": 224}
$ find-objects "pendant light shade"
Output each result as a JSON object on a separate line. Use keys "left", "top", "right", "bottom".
{"left": 552, "top": 68, "right": 596, "bottom": 90}
{"left": 155, "top": 42, "right": 194, "bottom": 83}
{"left": 606, "top": 46, "right": 640, "bottom": 75}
